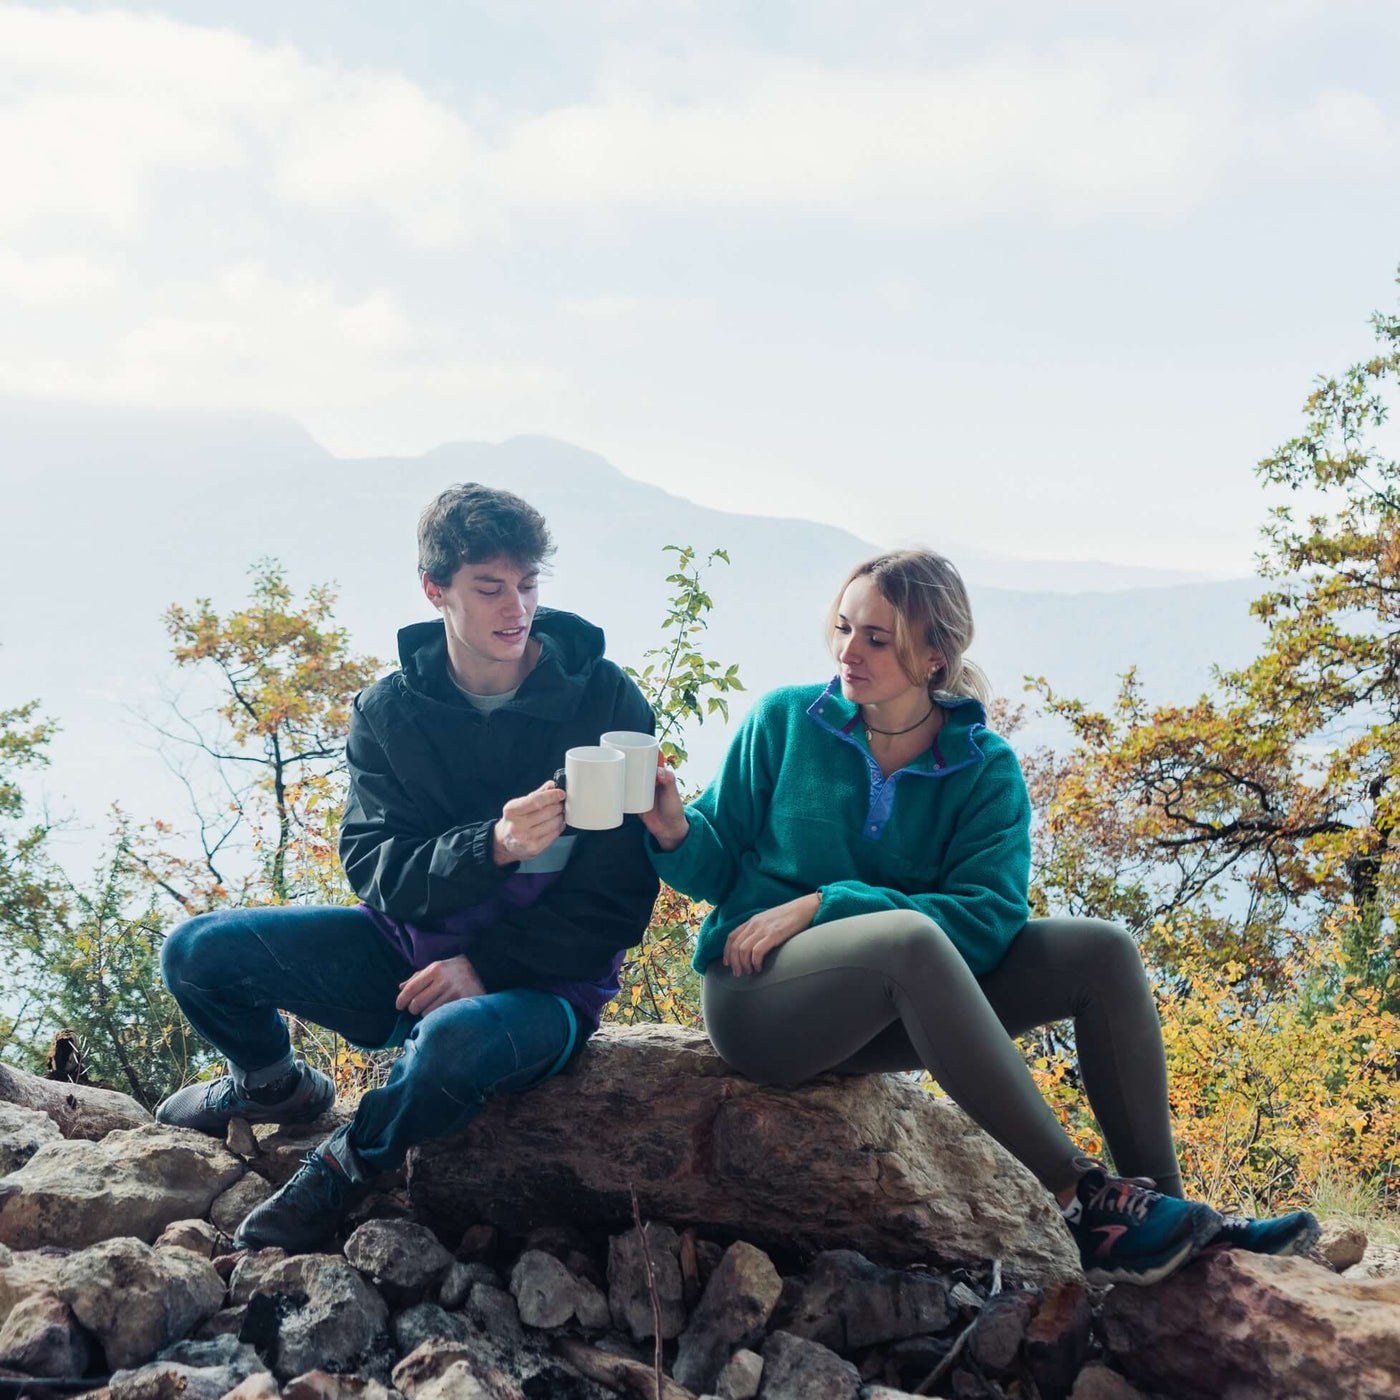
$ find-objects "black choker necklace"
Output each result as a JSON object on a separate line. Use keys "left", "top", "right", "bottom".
{"left": 864, "top": 704, "right": 936, "bottom": 742}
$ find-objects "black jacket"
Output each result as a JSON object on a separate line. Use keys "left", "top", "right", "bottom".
{"left": 339, "top": 608, "right": 659, "bottom": 996}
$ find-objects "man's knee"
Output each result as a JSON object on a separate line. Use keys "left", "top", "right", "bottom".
{"left": 160, "top": 910, "right": 237, "bottom": 993}
{"left": 403, "top": 1000, "right": 507, "bottom": 1099}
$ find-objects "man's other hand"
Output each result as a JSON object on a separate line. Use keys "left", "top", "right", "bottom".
{"left": 395, "top": 955, "right": 488, "bottom": 1016}
{"left": 492, "top": 780, "right": 567, "bottom": 865}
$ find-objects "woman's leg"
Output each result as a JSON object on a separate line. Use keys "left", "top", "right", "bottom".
{"left": 702, "top": 907, "right": 1085, "bottom": 1193}
{"left": 830, "top": 916, "right": 1184, "bottom": 1197}
{"left": 977, "top": 917, "right": 1182, "bottom": 1197}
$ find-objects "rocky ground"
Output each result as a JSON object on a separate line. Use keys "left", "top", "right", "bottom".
{"left": 2, "top": 1026, "right": 1399, "bottom": 1400}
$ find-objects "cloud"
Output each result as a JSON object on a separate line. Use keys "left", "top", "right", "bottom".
{"left": 0, "top": 4, "right": 477, "bottom": 244}
{"left": 0, "top": 262, "right": 563, "bottom": 425}
{"left": 3, "top": 6, "right": 1396, "bottom": 246}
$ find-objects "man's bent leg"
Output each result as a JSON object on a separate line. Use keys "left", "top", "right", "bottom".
{"left": 233, "top": 989, "right": 574, "bottom": 1253}
{"left": 158, "top": 904, "right": 412, "bottom": 1131}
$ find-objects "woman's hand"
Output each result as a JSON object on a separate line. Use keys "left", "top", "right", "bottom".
{"left": 640, "top": 758, "right": 690, "bottom": 852}
{"left": 395, "top": 955, "right": 487, "bottom": 1016}
{"left": 723, "top": 893, "right": 822, "bottom": 976}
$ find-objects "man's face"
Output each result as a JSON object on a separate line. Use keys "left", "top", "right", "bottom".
{"left": 423, "top": 555, "right": 540, "bottom": 668}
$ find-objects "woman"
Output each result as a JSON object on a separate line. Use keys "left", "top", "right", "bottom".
{"left": 642, "top": 549, "right": 1317, "bottom": 1286}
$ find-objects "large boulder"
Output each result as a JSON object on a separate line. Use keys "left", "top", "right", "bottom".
{"left": 0, "top": 1104, "right": 62, "bottom": 1176}
{"left": 0, "top": 1244, "right": 66, "bottom": 1331}
{"left": 0, "top": 1125, "right": 245, "bottom": 1249}
{"left": 56, "top": 1236, "right": 226, "bottom": 1370}
{"left": 0, "top": 1061, "right": 152, "bottom": 1140}
{"left": 0, "top": 1291, "right": 91, "bottom": 1377}
{"left": 408, "top": 1025, "right": 1076, "bottom": 1283}
{"left": 1102, "top": 1250, "right": 1400, "bottom": 1400}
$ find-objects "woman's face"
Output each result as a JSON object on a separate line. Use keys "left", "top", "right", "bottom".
{"left": 833, "top": 574, "right": 940, "bottom": 706}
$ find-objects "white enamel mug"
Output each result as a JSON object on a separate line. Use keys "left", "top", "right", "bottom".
{"left": 563, "top": 745, "right": 626, "bottom": 830}
{"left": 600, "top": 730, "right": 660, "bottom": 814}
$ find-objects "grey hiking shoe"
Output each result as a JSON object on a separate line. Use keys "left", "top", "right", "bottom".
{"left": 155, "top": 1060, "right": 334, "bottom": 1136}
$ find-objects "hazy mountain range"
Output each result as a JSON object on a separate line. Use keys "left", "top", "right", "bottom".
{"left": 2, "top": 401, "right": 1269, "bottom": 877}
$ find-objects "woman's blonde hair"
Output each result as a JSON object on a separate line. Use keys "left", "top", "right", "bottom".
{"left": 826, "top": 549, "right": 994, "bottom": 705}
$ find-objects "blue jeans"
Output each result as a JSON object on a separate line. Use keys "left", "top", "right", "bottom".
{"left": 160, "top": 905, "right": 577, "bottom": 1175}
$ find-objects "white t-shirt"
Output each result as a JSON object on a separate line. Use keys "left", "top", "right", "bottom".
{"left": 447, "top": 665, "right": 520, "bottom": 713}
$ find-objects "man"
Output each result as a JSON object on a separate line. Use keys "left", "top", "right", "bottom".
{"left": 156, "top": 483, "right": 659, "bottom": 1251}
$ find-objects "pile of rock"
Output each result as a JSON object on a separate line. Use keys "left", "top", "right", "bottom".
{"left": 2, "top": 1026, "right": 1400, "bottom": 1400}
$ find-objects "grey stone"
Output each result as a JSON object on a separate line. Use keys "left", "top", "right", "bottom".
{"left": 0, "top": 1244, "right": 66, "bottom": 1332}
{"left": 211, "top": 1174, "right": 274, "bottom": 1236}
{"left": 463, "top": 1285, "right": 522, "bottom": 1348}
{"left": 0, "top": 1125, "right": 245, "bottom": 1249}
{"left": 193, "top": 1304, "right": 246, "bottom": 1340}
{"left": 968, "top": 1290, "right": 1040, "bottom": 1375}
{"left": 108, "top": 1335, "right": 267, "bottom": 1400}
{"left": 226, "top": 1118, "right": 259, "bottom": 1160}
{"left": 1318, "top": 1219, "right": 1368, "bottom": 1272}
{"left": 779, "top": 1250, "right": 951, "bottom": 1354}
{"left": 438, "top": 1262, "right": 496, "bottom": 1311}
{"left": 240, "top": 1253, "right": 392, "bottom": 1383}
{"left": 675, "top": 1242, "right": 782, "bottom": 1393}
{"left": 1069, "top": 1362, "right": 1150, "bottom": 1400}
{"left": 56, "top": 1236, "right": 226, "bottom": 1369}
{"left": 392, "top": 1303, "right": 470, "bottom": 1357}
{"left": 155, "top": 1219, "right": 219, "bottom": 1257}
{"left": 391, "top": 1338, "right": 524, "bottom": 1400}
{"left": 508, "top": 1250, "right": 576, "bottom": 1330}
{"left": 345, "top": 1221, "right": 454, "bottom": 1304}
{"left": 758, "top": 1330, "right": 860, "bottom": 1400}
{"left": 283, "top": 1371, "right": 397, "bottom": 1400}
{"left": 0, "top": 1291, "right": 90, "bottom": 1377}
{"left": 0, "top": 1103, "right": 62, "bottom": 1177}
{"left": 223, "top": 1375, "right": 283, "bottom": 1400}
{"left": 573, "top": 1276, "right": 611, "bottom": 1331}
{"left": 717, "top": 1347, "right": 763, "bottom": 1400}
{"left": 230, "top": 1249, "right": 289, "bottom": 1304}
{"left": 606, "top": 1224, "right": 686, "bottom": 1341}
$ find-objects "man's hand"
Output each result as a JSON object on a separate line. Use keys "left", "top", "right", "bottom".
{"left": 395, "top": 955, "right": 487, "bottom": 1016}
{"left": 723, "top": 893, "right": 822, "bottom": 976}
{"left": 493, "top": 780, "right": 567, "bottom": 865}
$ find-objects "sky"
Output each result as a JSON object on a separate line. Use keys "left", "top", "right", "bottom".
{"left": 3, "top": 1, "right": 1399, "bottom": 575}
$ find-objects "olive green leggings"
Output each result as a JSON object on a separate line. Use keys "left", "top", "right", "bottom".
{"left": 701, "top": 910, "right": 1182, "bottom": 1197}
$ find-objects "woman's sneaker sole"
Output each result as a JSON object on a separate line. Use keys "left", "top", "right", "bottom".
{"left": 1083, "top": 1234, "right": 1198, "bottom": 1287}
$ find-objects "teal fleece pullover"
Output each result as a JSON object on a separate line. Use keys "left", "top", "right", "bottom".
{"left": 649, "top": 680, "right": 1032, "bottom": 977}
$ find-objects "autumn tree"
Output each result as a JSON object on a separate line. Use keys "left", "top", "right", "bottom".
{"left": 142, "top": 559, "right": 385, "bottom": 910}
{"left": 1029, "top": 275, "right": 1400, "bottom": 991}
{"left": 1018, "top": 272, "right": 1400, "bottom": 1207}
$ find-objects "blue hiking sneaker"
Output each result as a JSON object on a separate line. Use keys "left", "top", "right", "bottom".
{"left": 1208, "top": 1209, "right": 1320, "bottom": 1257}
{"left": 1066, "top": 1163, "right": 1224, "bottom": 1286}
{"left": 155, "top": 1060, "right": 334, "bottom": 1136}
{"left": 232, "top": 1123, "right": 369, "bottom": 1254}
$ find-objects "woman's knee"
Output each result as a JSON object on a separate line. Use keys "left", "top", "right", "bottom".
{"left": 869, "top": 910, "right": 962, "bottom": 981}
{"left": 1043, "top": 917, "right": 1147, "bottom": 988}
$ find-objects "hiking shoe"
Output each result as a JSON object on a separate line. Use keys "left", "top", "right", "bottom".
{"left": 1208, "top": 1209, "right": 1321, "bottom": 1258}
{"left": 231, "top": 1124, "right": 368, "bottom": 1254}
{"left": 1067, "top": 1163, "right": 1224, "bottom": 1286}
{"left": 155, "top": 1060, "right": 334, "bottom": 1136}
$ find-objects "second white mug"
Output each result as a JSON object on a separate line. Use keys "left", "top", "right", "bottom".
{"left": 601, "top": 730, "right": 660, "bottom": 814}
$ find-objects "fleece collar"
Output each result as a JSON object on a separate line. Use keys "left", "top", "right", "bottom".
{"left": 806, "top": 677, "right": 988, "bottom": 776}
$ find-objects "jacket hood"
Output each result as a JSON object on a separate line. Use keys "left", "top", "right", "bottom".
{"left": 395, "top": 607, "right": 608, "bottom": 720}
